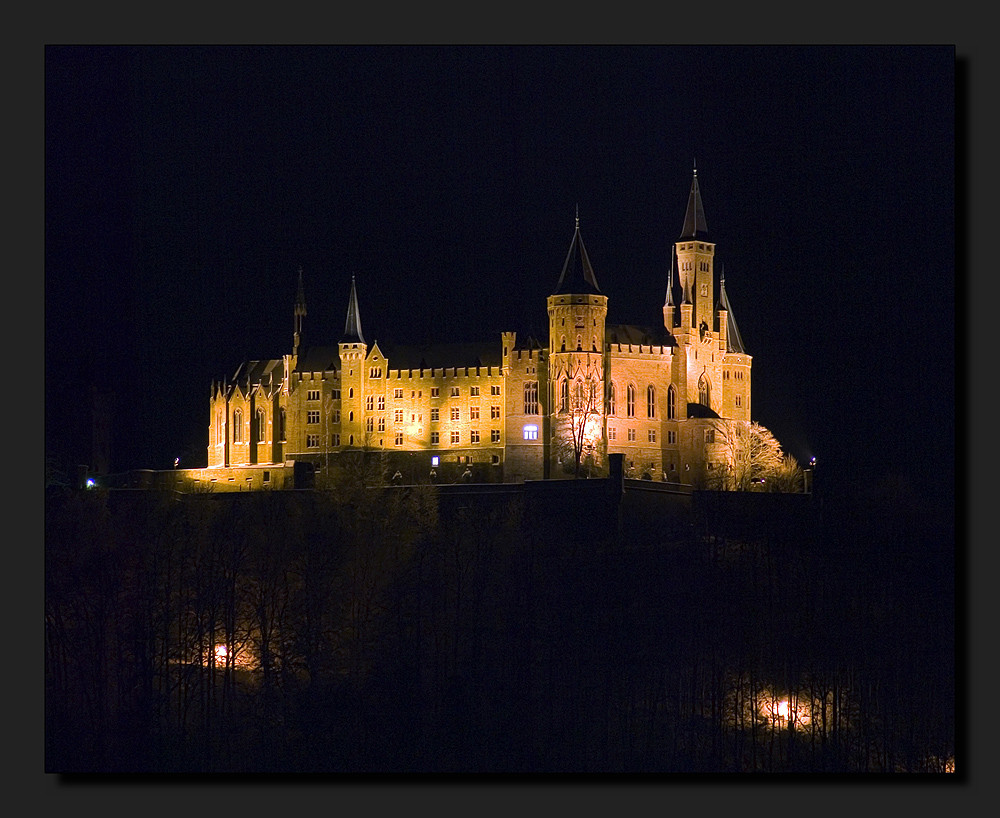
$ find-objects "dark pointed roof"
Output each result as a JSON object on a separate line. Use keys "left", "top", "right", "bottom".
{"left": 554, "top": 211, "right": 601, "bottom": 295}
{"left": 341, "top": 275, "right": 365, "bottom": 344}
{"left": 295, "top": 266, "right": 307, "bottom": 315}
{"left": 664, "top": 245, "right": 676, "bottom": 308}
{"left": 679, "top": 165, "right": 710, "bottom": 241}
{"left": 717, "top": 271, "right": 746, "bottom": 354}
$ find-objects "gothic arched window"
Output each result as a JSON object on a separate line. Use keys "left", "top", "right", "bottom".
{"left": 278, "top": 408, "right": 286, "bottom": 441}
{"left": 666, "top": 385, "right": 676, "bottom": 420}
{"left": 647, "top": 385, "right": 656, "bottom": 418}
{"left": 560, "top": 378, "right": 569, "bottom": 412}
{"left": 698, "top": 374, "right": 711, "bottom": 408}
{"left": 609, "top": 382, "right": 616, "bottom": 416}
{"left": 255, "top": 408, "right": 266, "bottom": 443}
{"left": 627, "top": 384, "right": 636, "bottom": 418}
{"left": 233, "top": 409, "right": 243, "bottom": 443}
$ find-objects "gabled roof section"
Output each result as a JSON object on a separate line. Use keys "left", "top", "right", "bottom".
{"left": 295, "top": 345, "right": 342, "bottom": 373}
{"left": 554, "top": 211, "right": 601, "bottom": 295}
{"left": 679, "top": 164, "right": 710, "bottom": 241}
{"left": 341, "top": 275, "right": 365, "bottom": 344}
{"left": 607, "top": 324, "right": 676, "bottom": 348}
{"left": 717, "top": 272, "right": 746, "bottom": 354}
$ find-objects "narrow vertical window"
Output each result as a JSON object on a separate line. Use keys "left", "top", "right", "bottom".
{"left": 626, "top": 384, "right": 635, "bottom": 418}
{"left": 233, "top": 409, "right": 243, "bottom": 443}
{"left": 647, "top": 385, "right": 656, "bottom": 418}
{"left": 524, "top": 381, "right": 539, "bottom": 415}
{"left": 667, "top": 385, "right": 675, "bottom": 420}
{"left": 255, "top": 408, "right": 266, "bottom": 443}
{"left": 609, "top": 382, "right": 616, "bottom": 416}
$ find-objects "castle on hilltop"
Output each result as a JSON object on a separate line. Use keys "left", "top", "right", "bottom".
{"left": 201, "top": 169, "right": 751, "bottom": 489}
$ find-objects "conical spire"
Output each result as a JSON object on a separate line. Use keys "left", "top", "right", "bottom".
{"left": 718, "top": 268, "right": 745, "bottom": 354}
{"left": 664, "top": 245, "right": 676, "bottom": 308}
{"left": 342, "top": 275, "right": 365, "bottom": 344}
{"left": 554, "top": 208, "right": 601, "bottom": 295}
{"left": 295, "top": 266, "right": 307, "bottom": 316}
{"left": 679, "top": 162, "right": 710, "bottom": 241}
{"left": 293, "top": 266, "right": 307, "bottom": 355}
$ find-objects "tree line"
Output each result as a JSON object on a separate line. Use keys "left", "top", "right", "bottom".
{"left": 45, "top": 470, "right": 954, "bottom": 773}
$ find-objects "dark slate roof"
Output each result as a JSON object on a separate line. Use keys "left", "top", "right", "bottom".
{"left": 231, "top": 358, "right": 284, "bottom": 390}
{"left": 295, "top": 345, "right": 342, "bottom": 373}
{"left": 679, "top": 167, "right": 710, "bottom": 241}
{"left": 606, "top": 324, "right": 677, "bottom": 348}
{"left": 687, "top": 402, "right": 721, "bottom": 419}
{"left": 376, "top": 341, "right": 502, "bottom": 371}
{"left": 717, "top": 274, "right": 746, "bottom": 354}
{"left": 553, "top": 216, "right": 601, "bottom": 295}
{"left": 341, "top": 276, "right": 365, "bottom": 344}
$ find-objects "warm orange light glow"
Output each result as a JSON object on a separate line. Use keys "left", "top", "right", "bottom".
{"left": 776, "top": 700, "right": 789, "bottom": 720}
{"left": 214, "top": 644, "right": 228, "bottom": 665}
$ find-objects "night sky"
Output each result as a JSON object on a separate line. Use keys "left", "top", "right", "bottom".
{"left": 45, "top": 45, "right": 955, "bottom": 497}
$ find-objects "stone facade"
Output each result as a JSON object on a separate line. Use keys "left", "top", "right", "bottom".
{"left": 204, "top": 170, "right": 752, "bottom": 486}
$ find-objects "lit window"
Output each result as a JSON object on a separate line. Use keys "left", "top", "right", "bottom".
{"left": 523, "top": 424, "right": 538, "bottom": 441}
{"left": 431, "top": 455, "right": 439, "bottom": 467}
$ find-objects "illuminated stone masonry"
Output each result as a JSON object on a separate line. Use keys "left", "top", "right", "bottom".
{"left": 203, "top": 170, "right": 752, "bottom": 487}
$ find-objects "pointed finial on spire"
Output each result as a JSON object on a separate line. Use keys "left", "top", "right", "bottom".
{"left": 575, "top": 203, "right": 580, "bottom": 230}
{"left": 693, "top": 157, "right": 697, "bottom": 176}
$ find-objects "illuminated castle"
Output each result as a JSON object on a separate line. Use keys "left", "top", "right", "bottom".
{"left": 205, "top": 169, "right": 751, "bottom": 487}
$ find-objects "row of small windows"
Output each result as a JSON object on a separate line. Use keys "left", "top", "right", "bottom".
{"left": 608, "top": 383, "right": 677, "bottom": 420}
{"left": 607, "top": 427, "right": 676, "bottom": 444}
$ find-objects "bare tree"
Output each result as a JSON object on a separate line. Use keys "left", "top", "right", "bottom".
{"left": 552, "top": 375, "right": 605, "bottom": 478}
{"left": 708, "top": 420, "right": 785, "bottom": 491}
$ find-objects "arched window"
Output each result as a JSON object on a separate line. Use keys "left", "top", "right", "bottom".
{"left": 561, "top": 336, "right": 566, "bottom": 352}
{"left": 647, "top": 385, "right": 656, "bottom": 418}
{"left": 627, "top": 384, "right": 636, "bottom": 417}
{"left": 278, "top": 407, "right": 286, "bottom": 441}
{"left": 698, "top": 374, "right": 711, "bottom": 408}
{"left": 573, "top": 378, "right": 585, "bottom": 410}
{"left": 216, "top": 411, "right": 224, "bottom": 445}
{"left": 609, "top": 382, "right": 616, "bottom": 416}
{"left": 560, "top": 378, "right": 569, "bottom": 412}
{"left": 523, "top": 381, "right": 539, "bottom": 415}
{"left": 255, "top": 408, "right": 266, "bottom": 443}
{"left": 233, "top": 409, "right": 243, "bottom": 443}
{"left": 667, "top": 385, "right": 676, "bottom": 420}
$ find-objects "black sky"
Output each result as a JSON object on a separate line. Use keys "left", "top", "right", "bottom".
{"left": 45, "top": 45, "right": 955, "bottom": 495}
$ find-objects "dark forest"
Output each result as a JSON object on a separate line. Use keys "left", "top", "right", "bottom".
{"left": 44, "top": 464, "right": 955, "bottom": 775}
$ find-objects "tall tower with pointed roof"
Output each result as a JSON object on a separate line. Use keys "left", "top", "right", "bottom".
{"left": 339, "top": 275, "right": 368, "bottom": 448}
{"left": 546, "top": 211, "right": 609, "bottom": 475}
{"left": 674, "top": 164, "right": 716, "bottom": 343}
